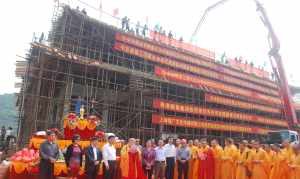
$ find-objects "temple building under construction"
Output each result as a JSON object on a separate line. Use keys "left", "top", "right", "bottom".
{"left": 15, "top": 5, "right": 300, "bottom": 146}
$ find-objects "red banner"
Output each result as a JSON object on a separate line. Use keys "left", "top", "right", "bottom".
{"left": 154, "top": 66, "right": 282, "bottom": 105}
{"left": 149, "top": 31, "right": 215, "bottom": 60}
{"left": 153, "top": 99, "right": 287, "bottom": 127}
{"left": 114, "top": 32, "right": 277, "bottom": 89}
{"left": 114, "top": 42, "right": 278, "bottom": 96}
{"left": 205, "top": 94, "right": 281, "bottom": 114}
{"left": 152, "top": 114, "right": 269, "bottom": 135}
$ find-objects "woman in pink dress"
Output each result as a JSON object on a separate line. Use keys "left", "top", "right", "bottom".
{"left": 65, "top": 134, "right": 83, "bottom": 179}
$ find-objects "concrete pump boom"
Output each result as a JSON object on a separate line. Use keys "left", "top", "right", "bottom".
{"left": 191, "top": 0, "right": 298, "bottom": 128}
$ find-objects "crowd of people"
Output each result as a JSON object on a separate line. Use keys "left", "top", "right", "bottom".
{"left": 39, "top": 131, "right": 300, "bottom": 179}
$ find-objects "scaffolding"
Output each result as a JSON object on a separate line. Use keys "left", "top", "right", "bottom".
{"left": 16, "top": 5, "right": 287, "bottom": 146}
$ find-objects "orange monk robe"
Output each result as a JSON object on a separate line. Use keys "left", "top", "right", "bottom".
{"left": 249, "top": 148, "right": 268, "bottom": 179}
{"left": 120, "top": 145, "right": 146, "bottom": 179}
{"left": 212, "top": 145, "right": 223, "bottom": 179}
{"left": 188, "top": 146, "right": 199, "bottom": 179}
{"left": 269, "top": 152, "right": 289, "bottom": 179}
{"left": 235, "top": 148, "right": 251, "bottom": 179}
{"left": 265, "top": 150, "right": 275, "bottom": 177}
{"left": 276, "top": 146, "right": 295, "bottom": 179}
{"left": 220, "top": 144, "right": 238, "bottom": 179}
{"left": 290, "top": 153, "right": 300, "bottom": 179}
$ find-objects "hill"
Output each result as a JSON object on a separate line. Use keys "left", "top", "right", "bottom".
{"left": 0, "top": 93, "right": 17, "bottom": 128}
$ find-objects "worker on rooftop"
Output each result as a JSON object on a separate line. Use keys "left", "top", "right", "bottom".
{"left": 121, "top": 16, "right": 127, "bottom": 30}
{"left": 125, "top": 18, "right": 130, "bottom": 31}
{"left": 142, "top": 24, "right": 148, "bottom": 37}
{"left": 81, "top": 8, "right": 87, "bottom": 15}
{"left": 136, "top": 21, "right": 140, "bottom": 35}
{"left": 168, "top": 31, "right": 173, "bottom": 39}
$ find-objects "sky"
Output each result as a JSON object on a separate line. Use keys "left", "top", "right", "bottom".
{"left": 0, "top": 0, "right": 300, "bottom": 95}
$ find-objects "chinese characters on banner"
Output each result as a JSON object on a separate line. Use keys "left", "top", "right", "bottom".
{"left": 113, "top": 42, "right": 278, "bottom": 96}
{"left": 152, "top": 114, "right": 269, "bottom": 135}
{"left": 205, "top": 94, "right": 281, "bottom": 114}
{"left": 154, "top": 66, "right": 281, "bottom": 105}
{"left": 148, "top": 31, "right": 215, "bottom": 60}
{"left": 114, "top": 32, "right": 277, "bottom": 89}
{"left": 152, "top": 99, "right": 287, "bottom": 127}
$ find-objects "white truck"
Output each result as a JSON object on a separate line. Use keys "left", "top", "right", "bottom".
{"left": 268, "top": 130, "right": 299, "bottom": 145}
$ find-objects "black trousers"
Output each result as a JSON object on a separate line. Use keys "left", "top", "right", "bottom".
{"left": 166, "top": 157, "right": 175, "bottom": 179}
{"left": 177, "top": 161, "right": 189, "bottom": 179}
{"left": 104, "top": 160, "right": 116, "bottom": 179}
{"left": 39, "top": 160, "right": 54, "bottom": 179}
{"left": 86, "top": 165, "right": 100, "bottom": 179}
{"left": 143, "top": 166, "right": 154, "bottom": 179}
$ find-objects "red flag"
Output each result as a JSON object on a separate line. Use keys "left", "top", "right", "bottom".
{"left": 113, "top": 8, "right": 119, "bottom": 17}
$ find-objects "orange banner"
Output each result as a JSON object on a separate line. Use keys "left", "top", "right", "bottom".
{"left": 154, "top": 66, "right": 281, "bottom": 105}
{"left": 115, "top": 32, "right": 277, "bottom": 89}
{"left": 114, "top": 42, "right": 278, "bottom": 96}
{"left": 152, "top": 114, "right": 269, "bottom": 135}
{"left": 205, "top": 94, "right": 281, "bottom": 114}
{"left": 153, "top": 99, "right": 287, "bottom": 127}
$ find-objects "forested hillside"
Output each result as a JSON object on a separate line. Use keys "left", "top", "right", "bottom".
{"left": 0, "top": 93, "right": 17, "bottom": 128}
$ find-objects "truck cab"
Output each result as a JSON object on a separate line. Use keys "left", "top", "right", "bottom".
{"left": 268, "top": 130, "right": 299, "bottom": 145}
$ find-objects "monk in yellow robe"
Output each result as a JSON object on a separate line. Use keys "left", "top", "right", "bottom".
{"left": 278, "top": 139, "right": 294, "bottom": 179}
{"left": 264, "top": 144, "right": 275, "bottom": 177}
{"left": 235, "top": 140, "right": 251, "bottom": 179}
{"left": 174, "top": 138, "right": 181, "bottom": 179}
{"left": 120, "top": 138, "right": 145, "bottom": 179}
{"left": 248, "top": 140, "right": 268, "bottom": 179}
{"left": 211, "top": 139, "right": 223, "bottom": 179}
{"left": 290, "top": 144, "right": 300, "bottom": 179}
{"left": 269, "top": 144, "right": 289, "bottom": 179}
{"left": 220, "top": 138, "right": 238, "bottom": 179}
{"left": 187, "top": 139, "right": 200, "bottom": 179}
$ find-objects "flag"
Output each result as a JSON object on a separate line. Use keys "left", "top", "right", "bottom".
{"left": 99, "top": 0, "right": 103, "bottom": 11}
{"left": 113, "top": 8, "right": 119, "bottom": 17}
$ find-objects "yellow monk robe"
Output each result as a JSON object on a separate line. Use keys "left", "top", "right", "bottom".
{"left": 188, "top": 146, "right": 199, "bottom": 179}
{"left": 265, "top": 150, "right": 275, "bottom": 177}
{"left": 282, "top": 145, "right": 294, "bottom": 163}
{"left": 220, "top": 144, "right": 238, "bottom": 179}
{"left": 249, "top": 148, "right": 268, "bottom": 179}
{"left": 235, "top": 148, "right": 250, "bottom": 179}
{"left": 212, "top": 145, "right": 223, "bottom": 179}
{"left": 120, "top": 145, "right": 145, "bottom": 179}
{"left": 290, "top": 153, "right": 300, "bottom": 179}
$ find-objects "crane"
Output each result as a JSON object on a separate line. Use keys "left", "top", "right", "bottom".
{"left": 190, "top": 0, "right": 298, "bottom": 129}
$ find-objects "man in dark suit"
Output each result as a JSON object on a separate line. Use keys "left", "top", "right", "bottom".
{"left": 85, "top": 136, "right": 102, "bottom": 179}
{"left": 39, "top": 130, "right": 59, "bottom": 179}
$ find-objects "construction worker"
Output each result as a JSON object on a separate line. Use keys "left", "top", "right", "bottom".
{"left": 142, "top": 24, "right": 148, "bottom": 37}
{"left": 135, "top": 21, "right": 140, "bottom": 35}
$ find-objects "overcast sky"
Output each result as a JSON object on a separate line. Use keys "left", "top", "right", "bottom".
{"left": 1, "top": 0, "right": 300, "bottom": 95}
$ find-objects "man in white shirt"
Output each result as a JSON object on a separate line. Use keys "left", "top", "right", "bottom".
{"left": 102, "top": 135, "right": 117, "bottom": 179}
{"left": 164, "top": 138, "right": 176, "bottom": 179}
{"left": 154, "top": 139, "right": 166, "bottom": 179}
